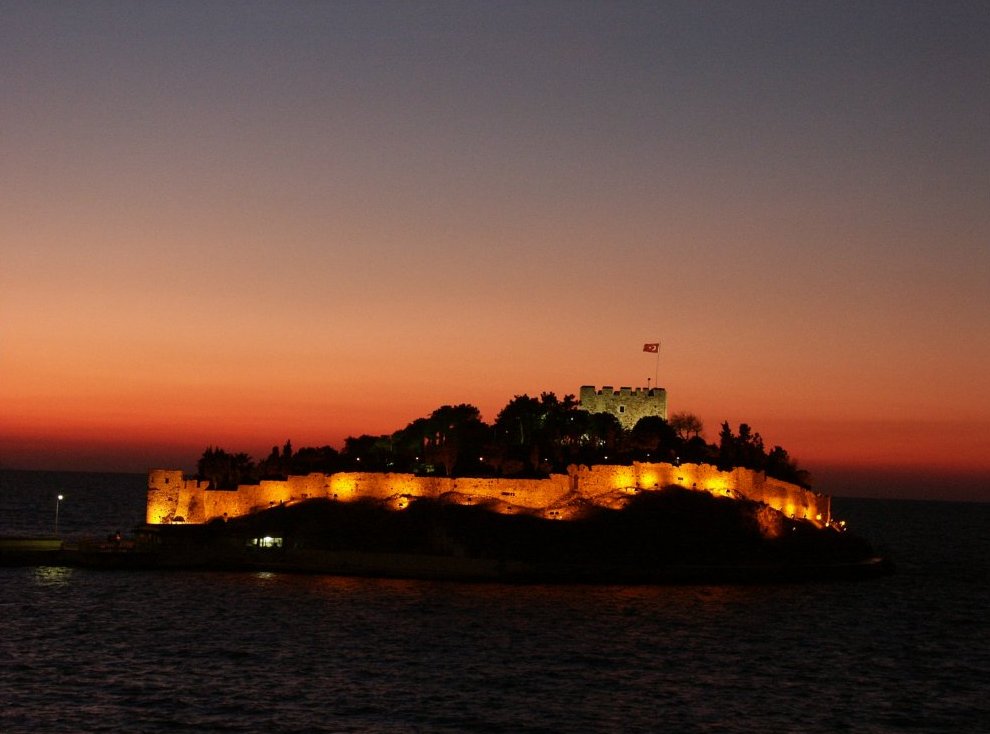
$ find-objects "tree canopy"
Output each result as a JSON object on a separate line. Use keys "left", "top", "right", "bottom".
{"left": 195, "top": 396, "right": 808, "bottom": 487}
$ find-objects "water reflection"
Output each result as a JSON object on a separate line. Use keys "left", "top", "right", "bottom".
{"left": 32, "top": 565, "right": 73, "bottom": 586}
{"left": 1, "top": 479, "right": 987, "bottom": 734}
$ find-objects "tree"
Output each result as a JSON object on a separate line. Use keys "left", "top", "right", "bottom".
{"left": 422, "top": 404, "right": 487, "bottom": 476}
{"left": 494, "top": 395, "right": 543, "bottom": 447}
{"left": 493, "top": 394, "right": 546, "bottom": 474}
{"left": 733, "top": 423, "right": 767, "bottom": 470}
{"left": 533, "top": 392, "right": 581, "bottom": 471}
{"left": 765, "top": 445, "right": 811, "bottom": 487}
{"left": 191, "top": 395, "right": 811, "bottom": 489}
{"left": 342, "top": 434, "right": 393, "bottom": 470}
{"left": 669, "top": 411, "right": 704, "bottom": 441}
{"left": 629, "top": 416, "right": 678, "bottom": 461}
{"left": 258, "top": 439, "right": 297, "bottom": 479}
{"left": 493, "top": 392, "right": 588, "bottom": 474}
{"left": 288, "top": 445, "right": 341, "bottom": 474}
{"left": 679, "top": 435, "right": 715, "bottom": 465}
{"left": 391, "top": 417, "right": 432, "bottom": 471}
{"left": 717, "top": 422, "right": 736, "bottom": 471}
{"left": 197, "top": 447, "right": 257, "bottom": 488}
{"left": 258, "top": 445, "right": 284, "bottom": 479}
{"left": 586, "top": 411, "right": 624, "bottom": 462}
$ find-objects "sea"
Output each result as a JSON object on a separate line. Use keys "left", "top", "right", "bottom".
{"left": 0, "top": 469, "right": 987, "bottom": 734}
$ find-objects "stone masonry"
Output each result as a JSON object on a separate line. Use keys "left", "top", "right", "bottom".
{"left": 579, "top": 385, "right": 667, "bottom": 430}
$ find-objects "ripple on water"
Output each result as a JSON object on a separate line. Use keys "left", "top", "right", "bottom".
{"left": 2, "top": 501, "right": 989, "bottom": 734}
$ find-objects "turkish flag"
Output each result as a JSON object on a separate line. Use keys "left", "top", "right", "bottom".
{"left": 643, "top": 343, "right": 659, "bottom": 353}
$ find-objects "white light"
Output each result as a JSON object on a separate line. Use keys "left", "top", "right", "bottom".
{"left": 55, "top": 494, "right": 65, "bottom": 535}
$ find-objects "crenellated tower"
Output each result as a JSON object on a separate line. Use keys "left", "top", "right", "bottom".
{"left": 579, "top": 385, "right": 667, "bottom": 430}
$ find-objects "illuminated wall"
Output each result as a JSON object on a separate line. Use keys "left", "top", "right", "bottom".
{"left": 148, "top": 462, "right": 830, "bottom": 528}
{"left": 578, "top": 385, "right": 667, "bottom": 429}
{"left": 147, "top": 469, "right": 575, "bottom": 524}
{"left": 147, "top": 469, "right": 208, "bottom": 524}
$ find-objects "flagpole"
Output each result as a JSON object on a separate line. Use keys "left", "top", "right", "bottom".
{"left": 654, "top": 340, "right": 660, "bottom": 390}
{"left": 643, "top": 341, "right": 661, "bottom": 392}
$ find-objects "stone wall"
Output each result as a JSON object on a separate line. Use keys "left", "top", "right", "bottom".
{"left": 147, "top": 462, "right": 830, "bottom": 528}
{"left": 578, "top": 385, "right": 667, "bottom": 429}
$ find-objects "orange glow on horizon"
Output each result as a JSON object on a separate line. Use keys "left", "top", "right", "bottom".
{"left": 1, "top": 4, "right": 987, "bottom": 506}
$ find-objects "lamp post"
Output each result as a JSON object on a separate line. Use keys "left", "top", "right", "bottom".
{"left": 55, "top": 494, "right": 64, "bottom": 536}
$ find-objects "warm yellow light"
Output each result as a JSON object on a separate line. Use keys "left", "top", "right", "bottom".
{"left": 329, "top": 475, "right": 358, "bottom": 501}
{"left": 703, "top": 477, "right": 730, "bottom": 496}
{"left": 612, "top": 466, "right": 635, "bottom": 490}
{"left": 145, "top": 463, "right": 833, "bottom": 532}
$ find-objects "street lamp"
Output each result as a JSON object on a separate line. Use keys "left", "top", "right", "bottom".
{"left": 55, "top": 494, "right": 64, "bottom": 535}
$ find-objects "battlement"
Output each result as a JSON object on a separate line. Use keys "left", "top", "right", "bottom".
{"left": 581, "top": 385, "right": 666, "bottom": 397}
{"left": 579, "top": 385, "right": 667, "bottom": 429}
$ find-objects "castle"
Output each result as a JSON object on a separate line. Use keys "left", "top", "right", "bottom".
{"left": 146, "top": 461, "right": 833, "bottom": 534}
{"left": 579, "top": 385, "right": 667, "bottom": 430}
{"left": 147, "top": 384, "right": 836, "bottom": 538}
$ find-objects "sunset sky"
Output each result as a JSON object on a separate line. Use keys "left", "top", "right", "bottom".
{"left": 2, "top": 2, "right": 987, "bottom": 500}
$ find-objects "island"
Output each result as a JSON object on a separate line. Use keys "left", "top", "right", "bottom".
{"left": 132, "top": 388, "right": 889, "bottom": 582}
{"left": 4, "top": 387, "right": 891, "bottom": 581}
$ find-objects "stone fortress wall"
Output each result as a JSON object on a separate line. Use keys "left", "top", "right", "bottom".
{"left": 579, "top": 385, "right": 667, "bottom": 430}
{"left": 147, "top": 462, "right": 832, "bottom": 530}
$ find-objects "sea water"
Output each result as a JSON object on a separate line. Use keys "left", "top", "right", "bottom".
{"left": 1, "top": 470, "right": 987, "bottom": 733}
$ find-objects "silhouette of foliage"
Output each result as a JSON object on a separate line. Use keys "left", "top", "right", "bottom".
{"left": 197, "top": 447, "right": 257, "bottom": 488}
{"left": 669, "top": 411, "right": 704, "bottom": 441}
{"left": 629, "top": 416, "right": 679, "bottom": 462}
{"left": 196, "top": 396, "right": 809, "bottom": 486}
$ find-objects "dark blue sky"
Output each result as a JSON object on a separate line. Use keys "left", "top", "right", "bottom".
{"left": 1, "top": 1, "right": 987, "bottom": 499}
